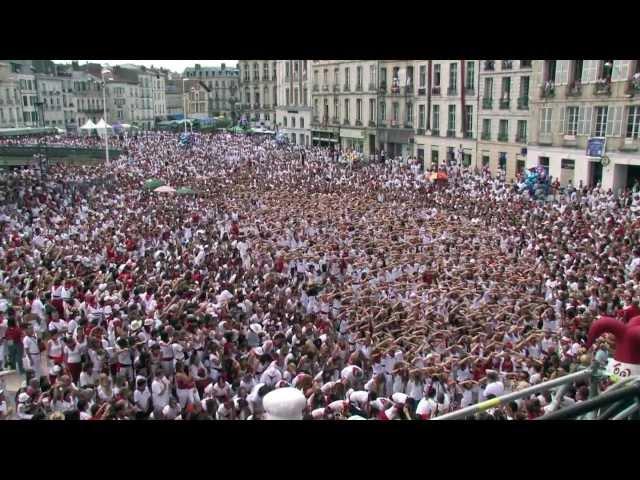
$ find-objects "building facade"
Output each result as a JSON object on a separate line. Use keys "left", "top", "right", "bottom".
{"left": 310, "top": 60, "right": 379, "bottom": 153}
{"left": 238, "top": 60, "right": 277, "bottom": 128}
{"left": 184, "top": 63, "right": 239, "bottom": 119}
{"left": 165, "top": 75, "right": 184, "bottom": 119}
{"left": 414, "top": 60, "right": 480, "bottom": 170}
{"left": 0, "top": 62, "right": 26, "bottom": 128}
{"left": 276, "top": 60, "right": 312, "bottom": 145}
{"left": 528, "top": 60, "right": 640, "bottom": 191}
{"left": 477, "top": 59, "right": 532, "bottom": 179}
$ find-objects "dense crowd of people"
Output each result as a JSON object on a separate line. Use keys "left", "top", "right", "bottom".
{"left": 0, "top": 131, "right": 639, "bottom": 421}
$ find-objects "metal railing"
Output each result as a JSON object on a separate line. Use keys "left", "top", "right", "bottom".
{"left": 482, "top": 97, "right": 493, "bottom": 109}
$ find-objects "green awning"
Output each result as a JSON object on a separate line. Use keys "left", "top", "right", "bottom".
{"left": 176, "top": 187, "right": 196, "bottom": 195}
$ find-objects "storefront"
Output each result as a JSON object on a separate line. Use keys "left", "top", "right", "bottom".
{"left": 340, "top": 128, "right": 364, "bottom": 153}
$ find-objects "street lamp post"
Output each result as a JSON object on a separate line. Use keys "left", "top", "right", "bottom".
{"left": 102, "top": 67, "right": 112, "bottom": 165}
{"left": 182, "top": 78, "right": 188, "bottom": 134}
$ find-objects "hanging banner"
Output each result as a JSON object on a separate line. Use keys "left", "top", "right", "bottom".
{"left": 586, "top": 137, "right": 606, "bottom": 158}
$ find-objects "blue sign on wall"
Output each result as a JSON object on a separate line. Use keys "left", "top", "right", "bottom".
{"left": 586, "top": 137, "right": 606, "bottom": 158}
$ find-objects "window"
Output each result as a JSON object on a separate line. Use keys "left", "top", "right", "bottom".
{"left": 357, "top": 66, "right": 362, "bottom": 89}
{"left": 581, "top": 60, "right": 598, "bottom": 83}
{"left": 369, "top": 99, "right": 375, "bottom": 122}
{"left": 482, "top": 119, "right": 491, "bottom": 139}
{"left": 380, "top": 101, "right": 386, "bottom": 121}
{"left": 432, "top": 105, "right": 440, "bottom": 132}
{"left": 283, "top": 117, "right": 287, "bottom": 127}
{"left": 323, "top": 69, "right": 328, "bottom": 84}
{"left": 419, "top": 104, "right": 425, "bottom": 128}
{"left": 433, "top": 64, "right": 441, "bottom": 87}
{"left": 431, "top": 149, "right": 439, "bottom": 166}
{"left": 419, "top": 66, "right": 426, "bottom": 87}
{"left": 285, "top": 88, "right": 290, "bottom": 105}
{"left": 545, "top": 61, "right": 557, "bottom": 83}
{"left": 380, "top": 68, "right": 387, "bottom": 86}
{"left": 555, "top": 60, "right": 569, "bottom": 84}
{"left": 344, "top": 67, "right": 350, "bottom": 89}
{"left": 594, "top": 106, "right": 608, "bottom": 136}
{"left": 499, "top": 120, "right": 509, "bottom": 140}
{"left": 517, "top": 120, "right": 527, "bottom": 142}
{"left": 370, "top": 65, "right": 376, "bottom": 86}
{"left": 344, "top": 99, "right": 350, "bottom": 121}
{"left": 566, "top": 106, "right": 579, "bottom": 135}
{"left": 540, "top": 107, "right": 552, "bottom": 134}
{"left": 253, "top": 63, "right": 259, "bottom": 80}
{"left": 501, "top": 77, "right": 511, "bottom": 99}
{"left": 300, "top": 117, "right": 304, "bottom": 129}
{"left": 314, "top": 70, "right": 319, "bottom": 85}
{"left": 334, "top": 68, "right": 339, "bottom": 85}
{"left": 393, "top": 102, "right": 399, "bottom": 122}
{"left": 333, "top": 98, "right": 339, "bottom": 120}
{"left": 627, "top": 106, "right": 640, "bottom": 139}
{"left": 482, "top": 154, "right": 490, "bottom": 167}
{"left": 465, "top": 105, "right": 473, "bottom": 134}
{"left": 406, "top": 102, "right": 413, "bottom": 125}
{"left": 447, "top": 105, "right": 456, "bottom": 133}
{"left": 484, "top": 78, "right": 493, "bottom": 98}
{"left": 449, "top": 63, "right": 458, "bottom": 91}
{"left": 520, "top": 76, "right": 530, "bottom": 97}
{"left": 466, "top": 61, "right": 475, "bottom": 89}
{"left": 499, "top": 152, "right": 507, "bottom": 171}
{"left": 561, "top": 159, "right": 575, "bottom": 170}
{"left": 571, "top": 60, "right": 584, "bottom": 84}
{"left": 356, "top": 99, "right": 362, "bottom": 121}
{"left": 292, "top": 117, "right": 296, "bottom": 128}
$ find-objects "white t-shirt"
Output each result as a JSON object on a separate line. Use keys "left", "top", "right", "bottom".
{"left": 152, "top": 377, "right": 171, "bottom": 408}
{"left": 483, "top": 381, "right": 505, "bottom": 399}
{"left": 134, "top": 388, "right": 152, "bottom": 411}
{"left": 416, "top": 398, "right": 437, "bottom": 419}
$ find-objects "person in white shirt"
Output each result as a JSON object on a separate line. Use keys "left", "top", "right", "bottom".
{"left": 151, "top": 369, "right": 171, "bottom": 418}
{"left": 483, "top": 371, "right": 505, "bottom": 400}
{"left": 133, "top": 377, "right": 152, "bottom": 419}
{"left": 22, "top": 326, "right": 42, "bottom": 379}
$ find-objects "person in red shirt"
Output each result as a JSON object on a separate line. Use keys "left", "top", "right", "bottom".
{"left": 5, "top": 318, "right": 25, "bottom": 374}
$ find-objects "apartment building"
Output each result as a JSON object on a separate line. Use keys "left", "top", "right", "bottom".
{"left": 37, "top": 75, "right": 65, "bottom": 128}
{"left": 377, "top": 60, "right": 416, "bottom": 158}
{"left": 276, "top": 60, "right": 312, "bottom": 145}
{"left": 0, "top": 62, "right": 25, "bottom": 128}
{"left": 165, "top": 75, "right": 184, "bottom": 119}
{"left": 184, "top": 63, "right": 239, "bottom": 118}
{"left": 238, "top": 60, "right": 277, "bottom": 128}
{"left": 310, "top": 60, "right": 379, "bottom": 153}
{"left": 528, "top": 60, "right": 640, "bottom": 190}
{"left": 477, "top": 60, "right": 532, "bottom": 179}
{"left": 414, "top": 60, "right": 479, "bottom": 169}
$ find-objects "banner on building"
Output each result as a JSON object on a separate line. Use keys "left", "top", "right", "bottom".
{"left": 586, "top": 137, "right": 606, "bottom": 158}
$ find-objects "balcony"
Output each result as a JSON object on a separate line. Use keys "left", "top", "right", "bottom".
{"left": 502, "top": 60, "right": 513, "bottom": 70}
{"left": 416, "top": 128, "right": 425, "bottom": 135}
{"left": 431, "top": 129, "right": 440, "bottom": 136}
{"left": 446, "top": 129, "right": 456, "bottom": 138}
{"left": 447, "top": 87, "right": 458, "bottom": 96}
{"left": 343, "top": 119, "right": 350, "bottom": 126}
{"left": 418, "top": 87, "right": 426, "bottom": 95}
{"left": 499, "top": 98, "right": 510, "bottom": 109}
{"left": 368, "top": 120, "right": 376, "bottom": 127}
{"left": 465, "top": 87, "right": 475, "bottom": 96}
{"left": 356, "top": 84, "right": 363, "bottom": 92}
{"left": 516, "top": 134, "right": 527, "bottom": 144}
{"left": 254, "top": 103, "right": 260, "bottom": 109}
{"left": 312, "top": 84, "right": 319, "bottom": 92}
{"left": 517, "top": 96, "right": 529, "bottom": 109}
{"left": 498, "top": 132, "right": 509, "bottom": 142}
{"left": 540, "top": 85, "right": 555, "bottom": 98}
{"left": 431, "top": 86, "right": 441, "bottom": 96}
{"left": 331, "top": 117, "right": 339, "bottom": 125}
{"left": 379, "top": 81, "right": 387, "bottom": 93}
{"left": 405, "top": 84, "right": 414, "bottom": 94}
{"left": 520, "top": 60, "right": 532, "bottom": 68}
{"left": 594, "top": 80, "right": 611, "bottom": 96}
{"left": 369, "top": 83, "right": 376, "bottom": 91}
{"left": 484, "top": 60, "right": 495, "bottom": 71}
{"left": 482, "top": 97, "right": 493, "bottom": 109}
{"left": 463, "top": 131, "right": 473, "bottom": 139}
{"left": 626, "top": 79, "right": 640, "bottom": 96}
{"left": 312, "top": 115, "right": 319, "bottom": 123}
{"left": 390, "top": 84, "right": 401, "bottom": 94}
{"left": 322, "top": 85, "right": 329, "bottom": 91}
{"left": 404, "top": 123, "right": 413, "bottom": 129}
{"left": 333, "top": 84, "right": 340, "bottom": 92}
{"left": 355, "top": 120, "right": 363, "bottom": 126}
{"left": 481, "top": 131, "right": 491, "bottom": 141}
{"left": 567, "top": 82, "right": 582, "bottom": 97}
{"left": 343, "top": 84, "right": 351, "bottom": 92}
{"left": 391, "top": 120, "right": 400, "bottom": 128}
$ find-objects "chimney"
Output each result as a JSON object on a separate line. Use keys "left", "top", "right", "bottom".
{"left": 221, "top": 63, "right": 226, "bottom": 70}
{"left": 72, "top": 61, "right": 79, "bottom": 70}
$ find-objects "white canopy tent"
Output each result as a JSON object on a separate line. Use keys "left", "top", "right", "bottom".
{"left": 95, "top": 118, "right": 112, "bottom": 131}
{"left": 79, "top": 119, "right": 97, "bottom": 130}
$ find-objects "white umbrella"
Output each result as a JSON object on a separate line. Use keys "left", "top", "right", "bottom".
{"left": 153, "top": 186, "right": 176, "bottom": 193}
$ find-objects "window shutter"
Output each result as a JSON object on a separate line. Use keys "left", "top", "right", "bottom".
{"left": 559, "top": 106, "right": 566, "bottom": 134}
{"left": 555, "top": 61, "right": 569, "bottom": 84}
{"left": 612, "top": 106, "right": 623, "bottom": 137}
{"left": 582, "top": 60, "right": 598, "bottom": 83}
{"left": 612, "top": 61, "right": 630, "bottom": 81}
{"left": 584, "top": 106, "right": 594, "bottom": 136}
{"left": 577, "top": 106, "right": 585, "bottom": 134}
{"left": 606, "top": 106, "right": 614, "bottom": 136}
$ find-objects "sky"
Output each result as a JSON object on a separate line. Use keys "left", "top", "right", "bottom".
{"left": 53, "top": 60, "right": 237, "bottom": 74}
